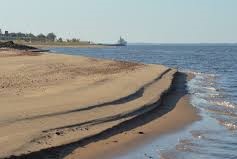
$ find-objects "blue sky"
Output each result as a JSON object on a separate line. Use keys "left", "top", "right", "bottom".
{"left": 0, "top": 0, "right": 237, "bottom": 43}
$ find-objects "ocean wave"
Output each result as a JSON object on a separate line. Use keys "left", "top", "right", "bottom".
{"left": 219, "top": 121, "right": 237, "bottom": 130}
{"left": 186, "top": 70, "right": 215, "bottom": 77}
{"left": 187, "top": 74, "right": 217, "bottom": 94}
{"left": 205, "top": 106, "right": 237, "bottom": 118}
{"left": 203, "top": 86, "right": 217, "bottom": 91}
{"left": 193, "top": 92, "right": 220, "bottom": 99}
{"left": 213, "top": 101, "right": 236, "bottom": 109}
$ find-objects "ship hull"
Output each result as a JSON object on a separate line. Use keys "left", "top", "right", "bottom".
{"left": 98, "top": 43, "right": 127, "bottom": 47}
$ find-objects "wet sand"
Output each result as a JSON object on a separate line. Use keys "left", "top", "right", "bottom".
{"left": 0, "top": 49, "right": 199, "bottom": 159}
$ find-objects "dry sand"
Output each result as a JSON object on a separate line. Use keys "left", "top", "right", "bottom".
{"left": 0, "top": 49, "right": 199, "bottom": 159}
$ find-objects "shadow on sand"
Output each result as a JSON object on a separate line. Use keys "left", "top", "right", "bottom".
{"left": 8, "top": 72, "right": 187, "bottom": 159}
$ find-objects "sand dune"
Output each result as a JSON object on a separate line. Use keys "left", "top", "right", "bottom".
{"left": 0, "top": 49, "right": 199, "bottom": 159}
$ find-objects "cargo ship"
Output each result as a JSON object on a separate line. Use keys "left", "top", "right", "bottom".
{"left": 98, "top": 37, "right": 127, "bottom": 46}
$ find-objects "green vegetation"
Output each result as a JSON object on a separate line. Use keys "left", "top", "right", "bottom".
{"left": 0, "top": 29, "right": 92, "bottom": 46}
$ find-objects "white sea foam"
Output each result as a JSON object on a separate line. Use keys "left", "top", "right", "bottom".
{"left": 220, "top": 121, "right": 237, "bottom": 130}
{"left": 203, "top": 86, "right": 217, "bottom": 91}
{"left": 213, "top": 101, "right": 236, "bottom": 109}
{"left": 187, "top": 71, "right": 216, "bottom": 78}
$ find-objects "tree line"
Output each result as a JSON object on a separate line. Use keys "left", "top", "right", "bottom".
{"left": 0, "top": 32, "right": 57, "bottom": 42}
{"left": 0, "top": 30, "right": 85, "bottom": 44}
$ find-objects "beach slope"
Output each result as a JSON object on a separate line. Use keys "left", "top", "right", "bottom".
{"left": 0, "top": 49, "right": 199, "bottom": 159}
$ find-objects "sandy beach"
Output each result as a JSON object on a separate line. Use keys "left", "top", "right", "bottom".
{"left": 0, "top": 49, "right": 199, "bottom": 159}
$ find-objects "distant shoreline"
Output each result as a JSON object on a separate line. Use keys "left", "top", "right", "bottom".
{"left": 0, "top": 40, "right": 113, "bottom": 49}
{"left": 21, "top": 42, "right": 113, "bottom": 49}
{"left": 28, "top": 43, "right": 113, "bottom": 49}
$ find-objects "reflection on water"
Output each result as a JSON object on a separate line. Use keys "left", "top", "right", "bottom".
{"left": 50, "top": 45, "right": 237, "bottom": 159}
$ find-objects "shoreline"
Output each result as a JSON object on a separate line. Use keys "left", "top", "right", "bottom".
{"left": 64, "top": 72, "right": 200, "bottom": 159}
{"left": 0, "top": 49, "right": 200, "bottom": 159}
{"left": 0, "top": 41, "right": 113, "bottom": 49}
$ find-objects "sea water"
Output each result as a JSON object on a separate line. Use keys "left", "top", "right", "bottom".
{"left": 50, "top": 44, "right": 237, "bottom": 159}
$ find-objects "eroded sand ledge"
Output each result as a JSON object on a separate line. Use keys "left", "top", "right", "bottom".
{"left": 0, "top": 49, "right": 199, "bottom": 159}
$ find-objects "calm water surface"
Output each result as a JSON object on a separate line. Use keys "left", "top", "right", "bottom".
{"left": 50, "top": 45, "right": 237, "bottom": 159}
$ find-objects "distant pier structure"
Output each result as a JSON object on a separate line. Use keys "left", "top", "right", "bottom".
{"left": 117, "top": 36, "right": 127, "bottom": 46}
{"left": 0, "top": 29, "right": 11, "bottom": 40}
{"left": 4, "top": 31, "right": 8, "bottom": 36}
